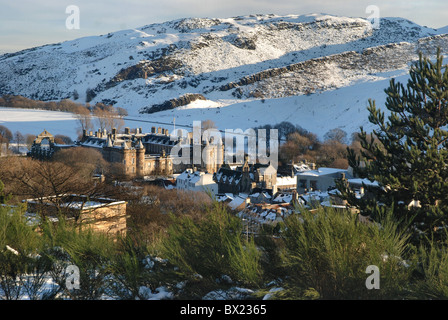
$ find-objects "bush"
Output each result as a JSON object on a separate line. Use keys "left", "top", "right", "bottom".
{"left": 39, "top": 217, "right": 117, "bottom": 300}
{"left": 0, "top": 204, "right": 49, "bottom": 300}
{"left": 159, "top": 201, "right": 263, "bottom": 299}
{"left": 410, "top": 234, "right": 448, "bottom": 299}
{"left": 276, "top": 206, "right": 412, "bottom": 299}
{"left": 105, "top": 235, "right": 175, "bottom": 300}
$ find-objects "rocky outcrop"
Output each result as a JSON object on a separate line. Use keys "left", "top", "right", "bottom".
{"left": 219, "top": 33, "right": 448, "bottom": 97}
{"left": 107, "top": 56, "right": 183, "bottom": 88}
{"left": 0, "top": 13, "right": 444, "bottom": 109}
{"left": 219, "top": 51, "right": 359, "bottom": 91}
{"left": 223, "top": 34, "right": 257, "bottom": 50}
{"left": 139, "top": 93, "right": 206, "bottom": 114}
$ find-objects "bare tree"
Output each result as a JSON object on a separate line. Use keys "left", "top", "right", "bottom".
{"left": 116, "top": 107, "right": 128, "bottom": 117}
{"left": 74, "top": 105, "right": 93, "bottom": 136}
{"left": 324, "top": 128, "right": 348, "bottom": 144}
{"left": 93, "top": 108, "right": 108, "bottom": 132}
{"left": 0, "top": 125, "right": 13, "bottom": 156}
{"left": 201, "top": 119, "right": 216, "bottom": 130}
{"left": 94, "top": 108, "right": 124, "bottom": 133}
{"left": 25, "top": 134, "right": 36, "bottom": 150}
{"left": 52, "top": 147, "right": 108, "bottom": 176}
{"left": 54, "top": 134, "right": 74, "bottom": 145}
{"left": 14, "top": 131, "right": 24, "bottom": 154}
{"left": 0, "top": 156, "right": 122, "bottom": 220}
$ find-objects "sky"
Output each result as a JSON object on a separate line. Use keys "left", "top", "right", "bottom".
{"left": 0, "top": 0, "right": 447, "bottom": 53}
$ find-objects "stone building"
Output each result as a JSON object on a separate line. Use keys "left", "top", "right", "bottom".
{"left": 27, "top": 129, "right": 72, "bottom": 159}
{"left": 28, "top": 126, "right": 225, "bottom": 178}
{"left": 80, "top": 127, "right": 174, "bottom": 178}
{"left": 24, "top": 194, "right": 128, "bottom": 237}
{"left": 80, "top": 126, "right": 224, "bottom": 178}
{"left": 296, "top": 167, "right": 349, "bottom": 193}
{"left": 176, "top": 168, "right": 218, "bottom": 195}
{"left": 214, "top": 155, "right": 279, "bottom": 195}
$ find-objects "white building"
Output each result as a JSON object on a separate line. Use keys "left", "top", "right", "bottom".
{"left": 296, "top": 167, "right": 349, "bottom": 193}
{"left": 176, "top": 169, "right": 218, "bottom": 195}
{"left": 274, "top": 175, "right": 297, "bottom": 191}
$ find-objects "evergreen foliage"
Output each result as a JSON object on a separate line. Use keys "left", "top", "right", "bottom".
{"left": 410, "top": 232, "right": 448, "bottom": 299}
{"left": 275, "top": 206, "right": 412, "bottom": 299}
{"left": 338, "top": 49, "right": 448, "bottom": 241}
{"left": 159, "top": 201, "right": 262, "bottom": 298}
{"left": 0, "top": 180, "right": 11, "bottom": 204}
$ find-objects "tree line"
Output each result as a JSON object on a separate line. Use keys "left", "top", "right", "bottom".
{"left": 254, "top": 120, "right": 363, "bottom": 169}
{"left": 0, "top": 94, "right": 128, "bottom": 140}
{"left": 0, "top": 124, "right": 74, "bottom": 156}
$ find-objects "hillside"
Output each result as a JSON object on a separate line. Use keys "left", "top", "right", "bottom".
{"left": 0, "top": 13, "right": 447, "bottom": 138}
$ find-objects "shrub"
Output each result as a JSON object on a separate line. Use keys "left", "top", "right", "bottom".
{"left": 159, "top": 201, "right": 262, "bottom": 298}
{"left": 276, "top": 206, "right": 412, "bottom": 299}
{"left": 0, "top": 204, "right": 48, "bottom": 300}
{"left": 410, "top": 234, "right": 448, "bottom": 299}
{"left": 39, "top": 217, "right": 117, "bottom": 300}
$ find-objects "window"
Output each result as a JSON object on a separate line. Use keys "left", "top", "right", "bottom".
{"left": 299, "top": 179, "right": 307, "bottom": 188}
{"left": 310, "top": 180, "right": 317, "bottom": 191}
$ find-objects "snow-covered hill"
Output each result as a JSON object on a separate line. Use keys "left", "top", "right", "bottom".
{"left": 1, "top": 13, "right": 447, "bottom": 139}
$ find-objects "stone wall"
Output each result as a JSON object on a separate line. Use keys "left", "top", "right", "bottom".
{"left": 24, "top": 195, "right": 128, "bottom": 238}
{"left": 78, "top": 201, "right": 128, "bottom": 237}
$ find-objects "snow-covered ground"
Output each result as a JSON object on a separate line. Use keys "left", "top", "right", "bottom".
{"left": 126, "top": 69, "right": 405, "bottom": 140}
{"left": 0, "top": 13, "right": 444, "bottom": 141}
{"left": 1, "top": 14, "right": 444, "bottom": 113}
{"left": 0, "top": 107, "right": 80, "bottom": 138}
{"left": 0, "top": 67, "right": 403, "bottom": 142}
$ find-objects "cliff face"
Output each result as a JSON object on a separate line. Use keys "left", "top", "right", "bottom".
{"left": 140, "top": 93, "right": 206, "bottom": 114}
{"left": 221, "top": 34, "right": 448, "bottom": 99}
{"left": 0, "top": 14, "right": 446, "bottom": 121}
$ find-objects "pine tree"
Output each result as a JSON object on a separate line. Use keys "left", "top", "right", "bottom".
{"left": 338, "top": 48, "right": 448, "bottom": 239}
{"left": 0, "top": 179, "right": 11, "bottom": 204}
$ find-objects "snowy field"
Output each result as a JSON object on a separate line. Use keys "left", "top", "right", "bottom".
{"left": 0, "top": 107, "right": 80, "bottom": 139}
{"left": 0, "top": 70, "right": 400, "bottom": 143}
{"left": 129, "top": 71, "right": 403, "bottom": 140}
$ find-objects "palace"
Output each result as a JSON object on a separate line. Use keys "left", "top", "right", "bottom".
{"left": 28, "top": 126, "right": 225, "bottom": 179}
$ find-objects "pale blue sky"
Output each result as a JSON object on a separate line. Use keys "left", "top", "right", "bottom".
{"left": 0, "top": 0, "right": 447, "bottom": 53}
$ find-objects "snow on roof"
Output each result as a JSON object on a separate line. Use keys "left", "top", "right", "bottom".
{"left": 276, "top": 176, "right": 297, "bottom": 186}
{"left": 63, "top": 201, "right": 106, "bottom": 210}
{"left": 250, "top": 192, "right": 259, "bottom": 197}
{"left": 347, "top": 178, "right": 379, "bottom": 187}
{"left": 215, "top": 194, "right": 233, "bottom": 202}
{"left": 297, "top": 167, "right": 347, "bottom": 177}
{"left": 321, "top": 200, "right": 347, "bottom": 209}
{"left": 301, "top": 191, "right": 329, "bottom": 203}
{"left": 293, "top": 163, "right": 312, "bottom": 172}
{"left": 80, "top": 138, "right": 105, "bottom": 148}
{"left": 273, "top": 193, "right": 292, "bottom": 203}
{"left": 228, "top": 194, "right": 248, "bottom": 210}
{"left": 265, "top": 212, "right": 277, "bottom": 221}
